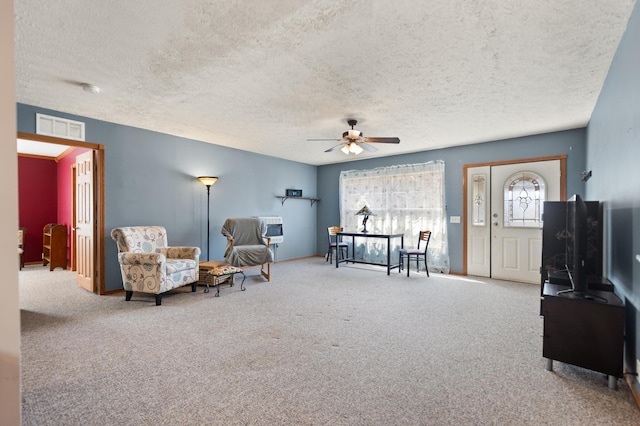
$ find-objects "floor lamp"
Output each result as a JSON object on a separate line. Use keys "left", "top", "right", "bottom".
{"left": 198, "top": 176, "right": 218, "bottom": 261}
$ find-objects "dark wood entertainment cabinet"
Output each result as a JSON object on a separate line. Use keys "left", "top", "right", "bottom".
{"left": 541, "top": 282, "right": 624, "bottom": 389}
{"left": 540, "top": 200, "right": 624, "bottom": 389}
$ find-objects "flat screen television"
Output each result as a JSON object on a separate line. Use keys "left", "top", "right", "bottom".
{"left": 564, "top": 194, "right": 589, "bottom": 296}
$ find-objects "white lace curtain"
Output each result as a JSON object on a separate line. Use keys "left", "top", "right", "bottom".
{"left": 339, "top": 160, "right": 449, "bottom": 273}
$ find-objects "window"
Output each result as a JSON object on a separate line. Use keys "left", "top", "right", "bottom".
{"left": 339, "top": 160, "right": 449, "bottom": 273}
{"left": 472, "top": 173, "right": 487, "bottom": 226}
{"left": 503, "top": 171, "right": 546, "bottom": 228}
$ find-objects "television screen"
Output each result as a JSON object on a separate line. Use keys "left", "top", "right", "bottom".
{"left": 565, "top": 194, "right": 588, "bottom": 294}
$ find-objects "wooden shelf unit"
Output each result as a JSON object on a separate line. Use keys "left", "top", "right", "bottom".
{"left": 43, "top": 223, "right": 67, "bottom": 271}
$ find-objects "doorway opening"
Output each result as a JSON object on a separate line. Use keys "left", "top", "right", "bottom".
{"left": 17, "top": 131, "right": 106, "bottom": 294}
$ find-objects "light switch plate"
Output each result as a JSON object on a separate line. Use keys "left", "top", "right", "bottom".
{"left": 450, "top": 216, "right": 461, "bottom": 224}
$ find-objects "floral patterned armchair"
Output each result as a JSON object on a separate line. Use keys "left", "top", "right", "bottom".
{"left": 110, "top": 226, "right": 201, "bottom": 305}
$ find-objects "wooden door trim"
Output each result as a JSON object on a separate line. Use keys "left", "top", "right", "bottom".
{"left": 17, "top": 132, "right": 106, "bottom": 295}
{"left": 462, "top": 154, "right": 567, "bottom": 277}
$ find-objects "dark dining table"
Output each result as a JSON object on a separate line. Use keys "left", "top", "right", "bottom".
{"left": 336, "top": 231, "right": 404, "bottom": 275}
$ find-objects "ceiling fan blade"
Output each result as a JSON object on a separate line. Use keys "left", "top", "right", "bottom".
{"left": 360, "top": 142, "right": 378, "bottom": 152}
{"left": 307, "top": 138, "right": 342, "bottom": 142}
{"left": 324, "top": 143, "right": 345, "bottom": 153}
{"left": 363, "top": 137, "right": 400, "bottom": 144}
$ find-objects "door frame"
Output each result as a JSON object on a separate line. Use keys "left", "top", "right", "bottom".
{"left": 71, "top": 163, "right": 77, "bottom": 271}
{"left": 462, "top": 155, "right": 567, "bottom": 277}
{"left": 18, "top": 131, "right": 106, "bottom": 295}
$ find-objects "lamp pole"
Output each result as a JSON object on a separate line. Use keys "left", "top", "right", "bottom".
{"left": 198, "top": 176, "right": 218, "bottom": 261}
{"left": 205, "top": 184, "right": 211, "bottom": 260}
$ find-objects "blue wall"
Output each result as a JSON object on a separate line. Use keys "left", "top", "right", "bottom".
{"left": 317, "top": 129, "right": 587, "bottom": 273}
{"left": 586, "top": 0, "right": 640, "bottom": 392}
{"left": 17, "top": 102, "right": 589, "bottom": 288}
{"left": 17, "top": 104, "right": 318, "bottom": 291}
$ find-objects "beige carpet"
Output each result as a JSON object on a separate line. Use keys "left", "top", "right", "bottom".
{"left": 19, "top": 259, "right": 640, "bottom": 425}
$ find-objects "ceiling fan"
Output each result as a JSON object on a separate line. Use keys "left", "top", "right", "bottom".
{"left": 307, "top": 119, "right": 400, "bottom": 155}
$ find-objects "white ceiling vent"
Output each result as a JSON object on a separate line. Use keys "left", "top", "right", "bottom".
{"left": 36, "top": 113, "right": 85, "bottom": 141}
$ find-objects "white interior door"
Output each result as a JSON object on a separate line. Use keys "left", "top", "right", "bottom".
{"left": 75, "top": 150, "right": 94, "bottom": 292}
{"left": 466, "top": 160, "right": 560, "bottom": 283}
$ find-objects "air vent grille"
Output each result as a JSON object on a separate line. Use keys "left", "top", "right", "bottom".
{"left": 36, "top": 113, "right": 85, "bottom": 141}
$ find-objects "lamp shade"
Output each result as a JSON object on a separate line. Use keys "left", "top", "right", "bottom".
{"left": 350, "top": 143, "right": 363, "bottom": 155}
{"left": 198, "top": 176, "right": 218, "bottom": 187}
{"left": 355, "top": 205, "right": 375, "bottom": 216}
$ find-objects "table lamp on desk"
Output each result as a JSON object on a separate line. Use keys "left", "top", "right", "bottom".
{"left": 355, "top": 205, "right": 375, "bottom": 233}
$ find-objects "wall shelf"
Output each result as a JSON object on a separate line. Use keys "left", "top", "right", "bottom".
{"left": 276, "top": 196, "right": 320, "bottom": 207}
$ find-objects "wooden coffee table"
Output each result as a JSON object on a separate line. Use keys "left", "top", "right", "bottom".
{"left": 199, "top": 260, "right": 246, "bottom": 297}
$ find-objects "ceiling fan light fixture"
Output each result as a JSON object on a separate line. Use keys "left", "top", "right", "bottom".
{"left": 308, "top": 118, "right": 399, "bottom": 155}
{"left": 348, "top": 129, "right": 361, "bottom": 139}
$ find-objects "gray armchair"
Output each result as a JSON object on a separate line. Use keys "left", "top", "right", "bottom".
{"left": 221, "top": 217, "right": 273, "bottom": 281}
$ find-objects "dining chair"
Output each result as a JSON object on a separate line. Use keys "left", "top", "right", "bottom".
{"left": 399, "top": 230, "right": 431, "bottom": 277}
{"left": 326, "top": 226, "right": 348, "bottom": 263}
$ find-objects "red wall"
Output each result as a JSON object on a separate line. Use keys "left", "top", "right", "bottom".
{"left": 18, "top": 156, "right": 58, "bottom": 263}
{"left": 18, "top": 147, "right": 90, "bottom": 265}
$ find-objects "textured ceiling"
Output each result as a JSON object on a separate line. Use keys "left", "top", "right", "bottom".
{"left": 14, "top": 1, "right": 636, "bottom": 166}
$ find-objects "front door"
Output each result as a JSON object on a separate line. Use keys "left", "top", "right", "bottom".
{"left": 466, "top": 159, "right": 562, "bottom": 283}
{"left": 75, "top": 150, "right": 94, "bottom": 292}
{"left": 490, "top": 160, "right": 560, "bottom": 283}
